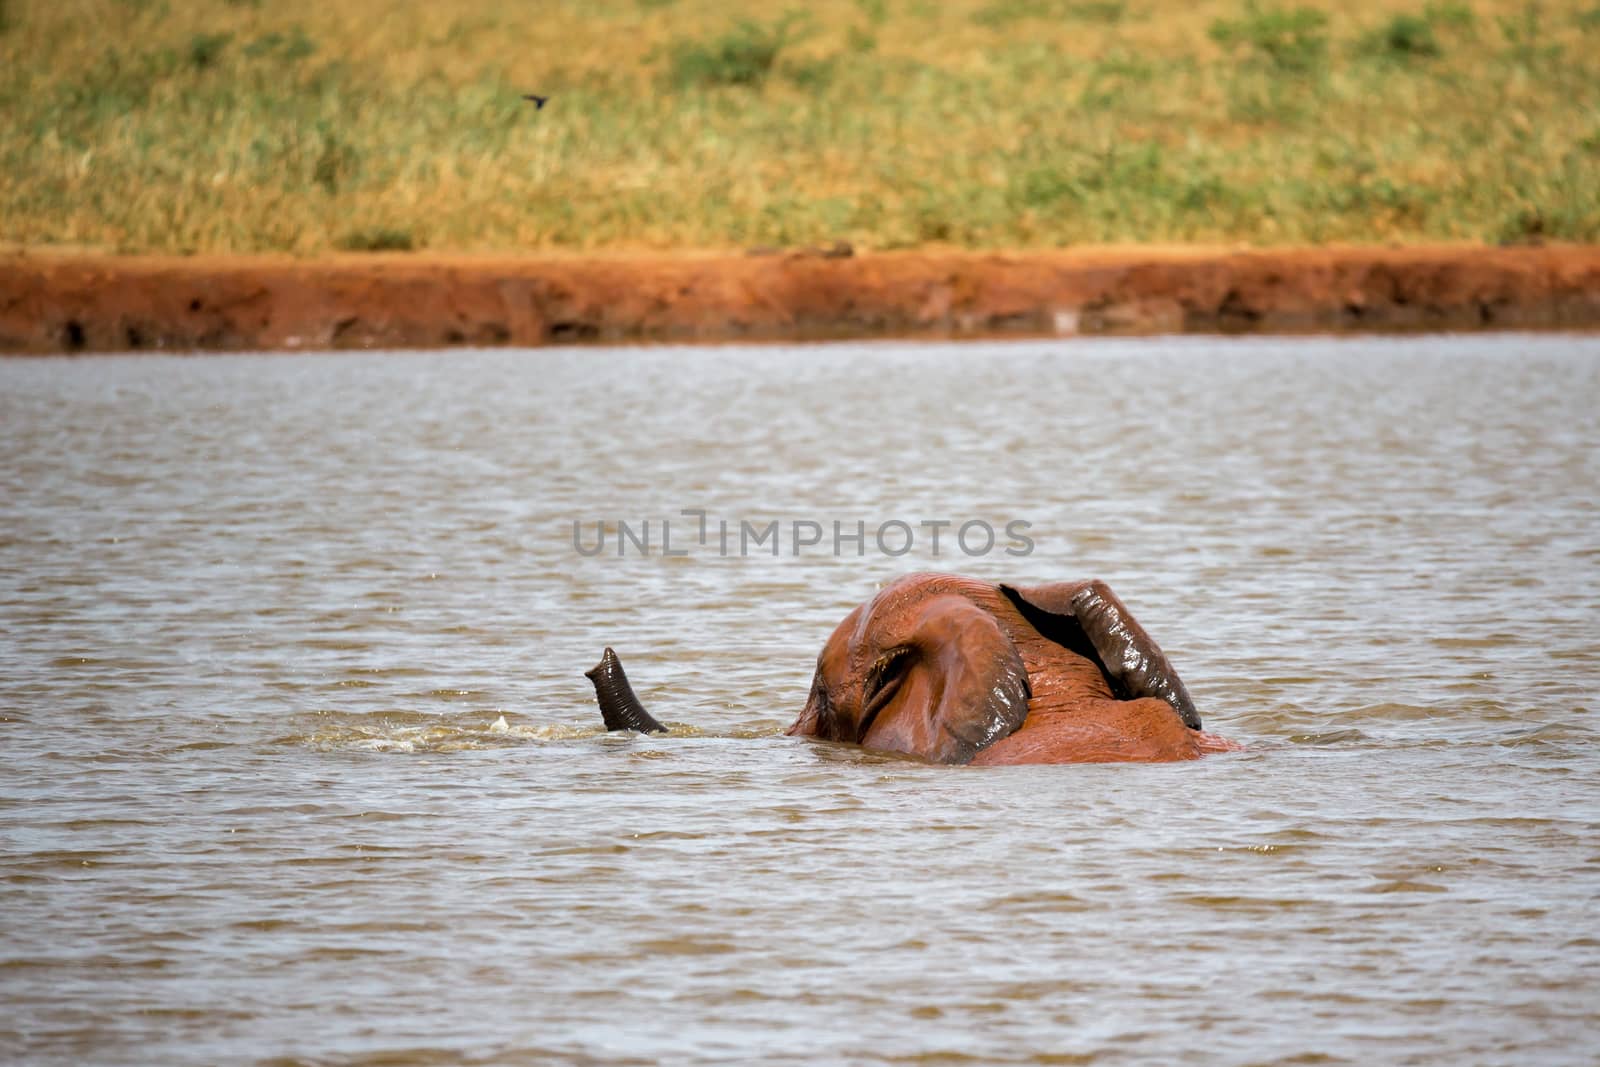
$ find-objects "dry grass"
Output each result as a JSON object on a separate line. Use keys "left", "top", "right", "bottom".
{"left": 1, "top": 0, "right": 1597, "bottom": 253}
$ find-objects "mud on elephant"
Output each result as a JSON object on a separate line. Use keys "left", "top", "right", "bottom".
{"left": 588, "top": 573, "right": 1238, "bottom": 765}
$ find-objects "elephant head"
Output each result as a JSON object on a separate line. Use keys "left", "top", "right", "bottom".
{"left": 784, "top": 573, "right": 1221, "bottom": 765}
{"left": 784, "top": 576, "right": 1032, "bottom": 763}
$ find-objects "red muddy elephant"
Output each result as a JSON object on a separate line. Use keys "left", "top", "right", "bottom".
{"left": 587, "top": 573, "right": 1238, "bottom": 765}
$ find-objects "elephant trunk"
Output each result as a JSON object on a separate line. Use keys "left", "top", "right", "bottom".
{"left": 585, "top": 647, "right": 667, "bottom": 733}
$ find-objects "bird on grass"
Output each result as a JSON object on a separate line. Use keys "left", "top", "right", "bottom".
{"left": 523, "top": 94, "right": 549, "bottom": 109}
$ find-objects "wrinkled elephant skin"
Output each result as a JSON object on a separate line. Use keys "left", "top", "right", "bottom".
{"left": 785, "top": 573, "right": 1239, "bottom": 765}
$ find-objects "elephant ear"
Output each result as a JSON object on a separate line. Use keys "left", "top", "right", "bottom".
{"left": 1001, "top": 580, "right": 1201, "bottom": 730}
{"left": 858, "top": 594, "right": 1032, "bottom": 764}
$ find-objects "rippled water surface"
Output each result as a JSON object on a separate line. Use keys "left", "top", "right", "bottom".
{"left": 3, "top": 336, "right": 1598, "bottom": 1065}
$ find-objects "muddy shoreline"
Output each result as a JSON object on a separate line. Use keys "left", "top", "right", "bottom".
{"left": 3, "top": 245, "right": 1598, "bottom": 354}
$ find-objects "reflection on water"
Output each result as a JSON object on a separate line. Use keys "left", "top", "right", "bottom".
{"left": 2, "top": 335, "right": 1598, "bottom": 1064}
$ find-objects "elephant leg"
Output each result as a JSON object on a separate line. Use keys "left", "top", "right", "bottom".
{"left": 1068, "top": 581, "right": 1201, "bottom": 730}
{"left": 585, "top": 647, "right": 667, "bottom": 733}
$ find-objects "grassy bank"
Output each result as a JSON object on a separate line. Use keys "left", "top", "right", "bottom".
{"left": 1, "top": 0, "right": 1597, "bottom": 254}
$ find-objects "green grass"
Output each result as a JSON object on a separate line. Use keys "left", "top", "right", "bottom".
{"left": 666, "top": 17, "right": 802, "bottom": 89}
{"left": 1357, "top": 13, "right": 1443, "bottom": 60}
{"left": 0, "top": 0, "right": 1596, "bottom": 254}
{"left": 336, "top": 225, "right": 417, "bottom": 252}
{"left": 1209, "top": 4, "right": 1330, "bottom": 72}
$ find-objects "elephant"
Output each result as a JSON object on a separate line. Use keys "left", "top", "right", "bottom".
{"left": 586, "top": 573, "right": 1239, "bottom": 765}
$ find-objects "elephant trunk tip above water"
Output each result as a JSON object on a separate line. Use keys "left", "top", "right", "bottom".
{"left": 585, "top": 647, "right": 667, "bottom": 734}
{"left": 586, "top": 574, "right": 1240, "bottom": 765}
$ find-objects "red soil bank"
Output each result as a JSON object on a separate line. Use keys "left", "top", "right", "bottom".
{"left": 2, "top": 244, "right": 1598, "bottom": 353}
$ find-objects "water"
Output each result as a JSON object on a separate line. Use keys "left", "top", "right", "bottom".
{"left": 2, "top": 335, "right": 1597, "bottom": 1065}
